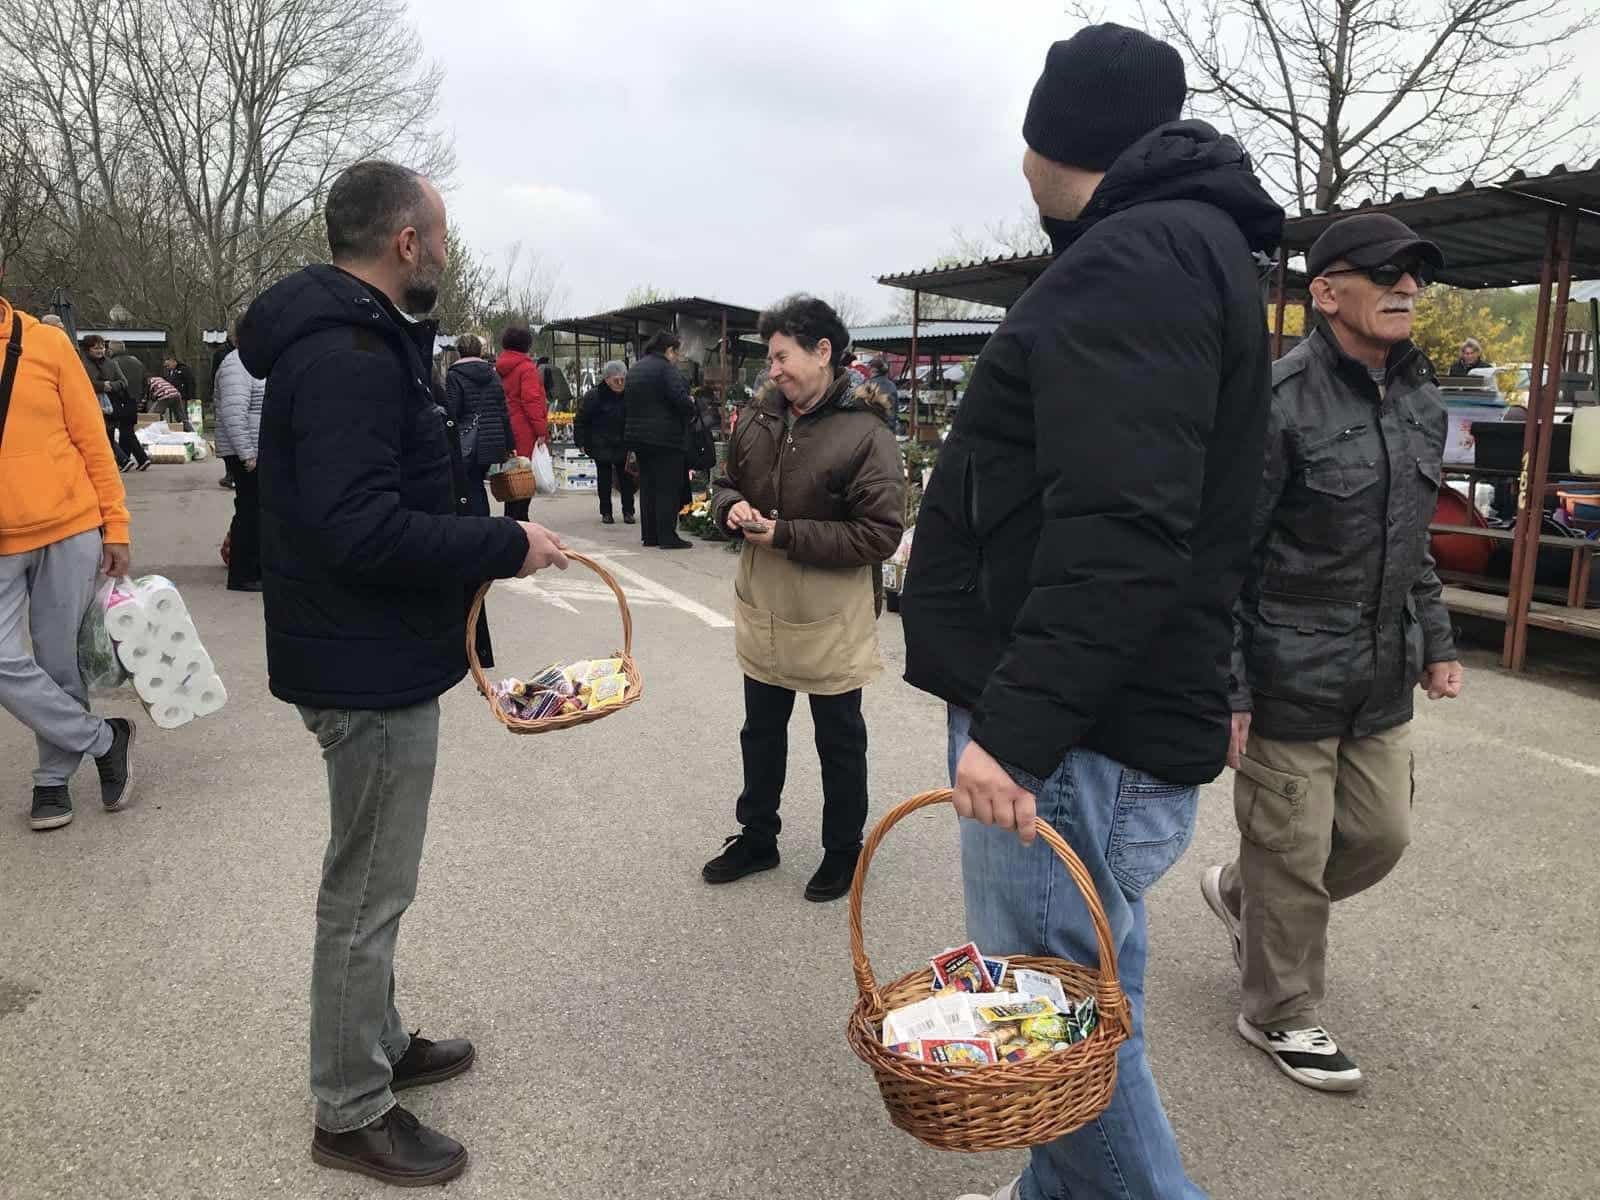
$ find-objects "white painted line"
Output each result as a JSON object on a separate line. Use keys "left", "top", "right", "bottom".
{"left": 502, "top": 577, "right": 581, "bottom": 614}
{"left": 1501, "top": 740, "right": 1600, "bottom": 779}
{"left": 578, "top": 550, "right": 734, "bottom": 629}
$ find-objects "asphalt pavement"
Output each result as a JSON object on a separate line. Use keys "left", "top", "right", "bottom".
{"left": 2, "top": 463, "right": 1596, "bottom": 1200}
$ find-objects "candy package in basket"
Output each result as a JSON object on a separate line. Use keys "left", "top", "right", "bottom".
{"left": 492, "top": 658, "right": 628, "bottom": 721}
{"left": 879, "top": 941, "right": 1097, "bottom": 1067}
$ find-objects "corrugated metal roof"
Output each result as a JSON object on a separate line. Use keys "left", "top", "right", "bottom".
{"left": 876, "top": 252, "right": 1051, "bottom": 309}
{"left": 546, "top": 296, "right": 764, "bottom": 340}
{"left": 852, "top": 321, "right": 1002, "bottom": 341}
{"left": 1281, "top": 161, "right": 1600, "bottom": 289}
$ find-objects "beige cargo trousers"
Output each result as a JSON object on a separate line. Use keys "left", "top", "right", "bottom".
{"left": 1219, "top": 722, "right": 1412, "bottom": 1030}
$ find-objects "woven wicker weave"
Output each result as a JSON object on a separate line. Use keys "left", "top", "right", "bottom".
{"left": 466, "top": 552, "right": 642, "bottom": 733}
{"left": 846, "top": 789, "right": 1129, "bottom": 1151}
{"left": 489, "top": 464, "right": 535, "bottom": 502}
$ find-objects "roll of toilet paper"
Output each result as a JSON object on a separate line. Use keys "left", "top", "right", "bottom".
{"left": 133, "top": 662, "right": 185, "bottom": 705}
{"left": 115, "top": 630, "right": 165, "bottom": 675}
{"left": 132, "top": 575, "right": 188, "bottom": 628}
{"left": 153, "top": 615, "right": 202, "bottom": 657}
{"left": 102, "top": 580, "right": 149, "bottom": 641}
{"left": 178, "top": 673, "right": 228, "bottom": 718}
{"left": 147, "top": 699, "right": 194, "bottom": 730}
{"left": 169, "top": 646, "right": 214, "bottom": 683}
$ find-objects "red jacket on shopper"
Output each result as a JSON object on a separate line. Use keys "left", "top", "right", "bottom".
{"left": 495, "top": 349, "right": 548, "bottom": 456}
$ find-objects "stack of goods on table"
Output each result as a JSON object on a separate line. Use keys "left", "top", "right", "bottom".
{"left": 878, "top": 942, "right": 1097, "bottom": 1067}
{"left": 83, "top": 576, "right": 228, "bottom": 729}
{"left": 491, "top": 658, "right": 631, "bottom": 721}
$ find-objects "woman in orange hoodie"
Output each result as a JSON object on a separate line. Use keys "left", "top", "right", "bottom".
{"left": 0, "top": 297, "right": 138, "bottom": 830}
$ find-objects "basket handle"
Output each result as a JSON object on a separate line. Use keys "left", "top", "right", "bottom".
{"left": 847, "top": 788, "right": 1125, "bottom": 1025}
{"left": 465, "top": 551, "right": 635, "bottom": 700}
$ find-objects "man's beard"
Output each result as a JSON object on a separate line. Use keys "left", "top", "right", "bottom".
{"left": 403, "top": 275, "right": 439, "bottom": 315}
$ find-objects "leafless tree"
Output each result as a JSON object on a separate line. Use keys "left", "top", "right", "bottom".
{"left": 1144, "top": 0, "right": 1596, "bottom": 212}
{"left": 622, "top": 284, "right": 673, "bottom": 307}
{"left": 824, "top": 291, "right": 870, "bottom": 327}
{"left": 492, "top": 242, "right": 568, "bottom": 326}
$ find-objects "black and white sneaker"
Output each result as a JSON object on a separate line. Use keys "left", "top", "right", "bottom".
{"left": 1236, "top": 1016, "right": 1363, "bottom": 1092}
{"left": 95, "top": 717, "right": 137, "bottom": 811}
{"left": 1201, "top": 864, "right": 1242, "bottom": 968}
{"left": 30, "top": 785, "right": 73, "bottom": 831}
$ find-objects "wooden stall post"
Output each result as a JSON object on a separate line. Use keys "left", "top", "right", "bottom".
{"left": 1507, "top": 205, "right": 1579, "bottom": 670}
{"left": 910, "top": 290, "right": 922, "bottom": 442}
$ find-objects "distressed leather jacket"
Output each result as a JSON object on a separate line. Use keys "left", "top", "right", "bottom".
{"left": 1229, "top": 325, "right": 1456, "bottom": 740}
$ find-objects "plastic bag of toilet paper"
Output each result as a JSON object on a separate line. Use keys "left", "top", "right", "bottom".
{"left": 78, "top": 578, "right": 130, "bottom": 694}
{"left": 85, "top": 574, "right": 229, "bottom": 729}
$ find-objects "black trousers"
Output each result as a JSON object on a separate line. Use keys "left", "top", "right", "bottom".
{"left": 504, "top": 498, "right": 531, "bottom": 522}
{"left": 224, "top": 455, "right": 261, "bottom": 585}
{"left": 105, "top": 415, "right": 128, "bottom": 466}
{"left": 596, "top": 459, "right": 636, "bottom": 520}
{"left": 636, "top": 448, "right": 685, "bottom": 546}
{"left": 113, "top": 411, "right": 148, "bottom": 465}
{"left": 735, "top": 676, "right": 869, "bottom": 853}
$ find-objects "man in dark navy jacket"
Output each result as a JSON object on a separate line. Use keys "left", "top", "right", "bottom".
{"left": 239, "top": 160, "right": 568, "bottom": 1188}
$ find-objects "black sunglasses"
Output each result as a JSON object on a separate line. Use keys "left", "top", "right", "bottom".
{"left": 1322, "top": 260, "right": 1434, "bottom": 288}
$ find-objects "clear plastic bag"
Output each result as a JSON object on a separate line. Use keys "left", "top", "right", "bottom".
{"left": 78, "top": 577, "right": 130, "bottom": 695}
{"left": 532, "top": 442, "right": 557, "bottom": 494}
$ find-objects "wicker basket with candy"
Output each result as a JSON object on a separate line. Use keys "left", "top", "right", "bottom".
{"left": 466, "top": 553, "right": 642, "bottom": 733}
{"left": 846, "top": 789, "right": 1129, "bottom": 1151}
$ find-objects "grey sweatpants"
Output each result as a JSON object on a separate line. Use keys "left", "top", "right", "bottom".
{"left": 0, "top": 530, "right": 113, "bottom": 787}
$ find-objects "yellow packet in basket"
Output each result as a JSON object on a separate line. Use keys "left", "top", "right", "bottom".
{"left": 581, "top": 673, "right": 629, "bottom": 709}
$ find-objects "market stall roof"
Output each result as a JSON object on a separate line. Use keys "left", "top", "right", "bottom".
{"left": 545, "top": 296, "right": 764, "bottom": 342}
{"left": 876, "top": 252, "right": 1048, "bottom": 309}
{"left": 1280, "top": 161, "right": 1600, "bottom": 289}
{"left": 851, "top": 320, "right": 1001, "bottom": 356}
{"left": 877, "top": 250, "right": 1309, "bottom": 309}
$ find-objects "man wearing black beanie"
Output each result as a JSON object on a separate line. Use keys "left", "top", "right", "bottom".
{"left": 904, "top": 24, "right": 1285, "bottom": 1200}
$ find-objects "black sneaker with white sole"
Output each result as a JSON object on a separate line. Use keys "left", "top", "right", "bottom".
{"left": 1200, "top": 864, "right": 1242, "bottom": 968}
{"left": 30, "top": 785, "right": 73, "bottom": 831}
{"left": 1236, "top": 1015, "right": 1363, "bottom": 1092}
{"left": 95, "top": 717, "right": 136, "bottom": 811}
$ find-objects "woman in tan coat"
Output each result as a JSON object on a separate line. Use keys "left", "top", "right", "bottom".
{"left": 705, "top": 295, "right": 905, "bottom": 901}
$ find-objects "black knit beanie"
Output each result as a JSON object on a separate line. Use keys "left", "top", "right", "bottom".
{"left": 1023, "top": 24, "right": 1187, "bottom": 171}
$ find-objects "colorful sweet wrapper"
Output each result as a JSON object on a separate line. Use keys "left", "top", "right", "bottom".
{"left": 930, "top": 942, "right": 994, "bottom": 993}
{"left": 922, "top": 1037, "right": 998, "bottom": 1066}
{"left": 974, "top": 997, "right": 1057, "bottom": 1024}
{"left": 530, "top": 663, "right": 577, "bottom": 696}
{"left": 1010, "top": 967, "right": 1069, "bottom": 1011}
{"left": 565, "top": 658, "right": 623, "bottom": 685}
{"left": 581, "top": 674, "right": 629, "bottom": 709}
{"left": 881, "top": 993, "right": 986, "bottom": 1045}
{"left": 886, "top": 1041, "right": 922, "bottom": 1059}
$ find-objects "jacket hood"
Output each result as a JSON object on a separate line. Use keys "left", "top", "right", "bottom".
{"left": 238, "top": 264, "right": 410, "bottom": 379}
{"left": 450, "top": 358, "right": 497, "bottom": 386}
{"left": 495, "top": 349, "right": 535, "bottom": 381}
{"left": 1056, "top": 120, "right": 1284, "bottom": 256}
{"left": 751, "top": 372, "right": 891, "bottom": 420}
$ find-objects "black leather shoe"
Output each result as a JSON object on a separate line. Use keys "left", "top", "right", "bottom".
{"left": 391, "top": 1031, "right": 475, "bottom": 1091}
{"left": 702, "top": 833, "right": 779, "bottom": 884}
{"left": 311, "top": 1105, "right": 466, "bottom": 1186}
{"left": 660, "top": 537, "right": 695, "bottom": 550}
{"left": 227, "top": 580, "right": 263, "bottom": 593}
{"left": 601, "top": 514, "right": 616, "bottom": 525}
{"left": 804, "top": 846, "right": 861, "bottom": 903}
{"left": 623, "top": 513, "right": 636, "bottom": 525}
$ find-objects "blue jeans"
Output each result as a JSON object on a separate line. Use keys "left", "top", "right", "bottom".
{"left": 299, "top": 699, "right": 439, "bottom": 1132}
{"left": 949, "top": 707, "right": 1206, "bottom": 1200}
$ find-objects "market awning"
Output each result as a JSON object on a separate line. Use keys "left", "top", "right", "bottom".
{"left": 1280, "top": 161, "right": 1600, "bottom": 289}
{"left": 876, "top": 253, "right": 1048, "bottom": 309}
{"left": 851, "top": 320, "right": 1000, "bottom": 357}
{"left": 545, "top": 296, "right": 764, "bottom": 342}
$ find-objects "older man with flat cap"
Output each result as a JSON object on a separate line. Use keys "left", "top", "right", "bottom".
{"left": 1202, "top": 212, "right": 1464, "bottom": 1094}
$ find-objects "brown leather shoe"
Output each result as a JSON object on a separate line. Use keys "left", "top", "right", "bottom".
{"left": 391, "top": 1032, "right": 475, "bottom": 1091}
{"left": 311, "top": 1105, "right": 466, "bottom": 1186}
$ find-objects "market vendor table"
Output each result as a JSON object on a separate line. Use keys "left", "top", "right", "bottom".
{"left": 1430, "top": 523, "right": 1596, "bottom": 608}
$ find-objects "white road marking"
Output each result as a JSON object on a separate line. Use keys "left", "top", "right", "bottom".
{"left": 573, "top": 548, "right": 734, "bottom": 630}
{"left": 1492, "top": 738, "right": 1600, "bottom": 779}
{"left": 502, "top": 578, "right": 581, "bottom": 613}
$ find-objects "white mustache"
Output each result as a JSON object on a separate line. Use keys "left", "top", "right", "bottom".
{"left": 1381, "top": 299, "right": 1415, "bottom": 313}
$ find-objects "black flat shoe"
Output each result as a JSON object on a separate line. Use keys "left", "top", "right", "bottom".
{"left": 391, "top": 1032, "right": 475, "bottom": 1091}
{"left": 702, "top": 833, "right": 779, "bottom": 884}
{"left": 804, "top": 846, "right": 862, "bottom": 902}
{"left": 601, "top": 514, "right": 616, "bottom": 525}
{"left": 311, "top": 1105, "right": 467, "bottom": 1187}
{"left": 623, "top": 514, "right": 636, "bottom": 525}
{"left": 227, "top": 580, "right": 264, "bottom": 593}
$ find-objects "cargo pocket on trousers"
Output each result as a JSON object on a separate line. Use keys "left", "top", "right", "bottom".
{"left": 1108, "top": 770, "right": 1200, "bottom": 900}
{"left": 1233, "top": 754, "right": 1308, "bottom": 853}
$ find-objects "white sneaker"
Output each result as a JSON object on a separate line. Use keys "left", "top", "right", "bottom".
{"left": 956, "top": 1180, "right": 1019, "bottom": 1200}
{"left": 1200, "top": 864, "right": 1242, "bottom": 967}
{"left": 1236, "top": 1015, "right": 1364, "bottom": 1092}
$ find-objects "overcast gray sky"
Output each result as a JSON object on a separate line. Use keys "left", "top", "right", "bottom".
{"left": 410, "top": 0, "right": 1600, "bottom": 322}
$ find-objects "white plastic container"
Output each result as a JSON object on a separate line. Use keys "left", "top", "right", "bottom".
{"left": 1572, "top": 407, "right": 1600, "bottom": 475}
